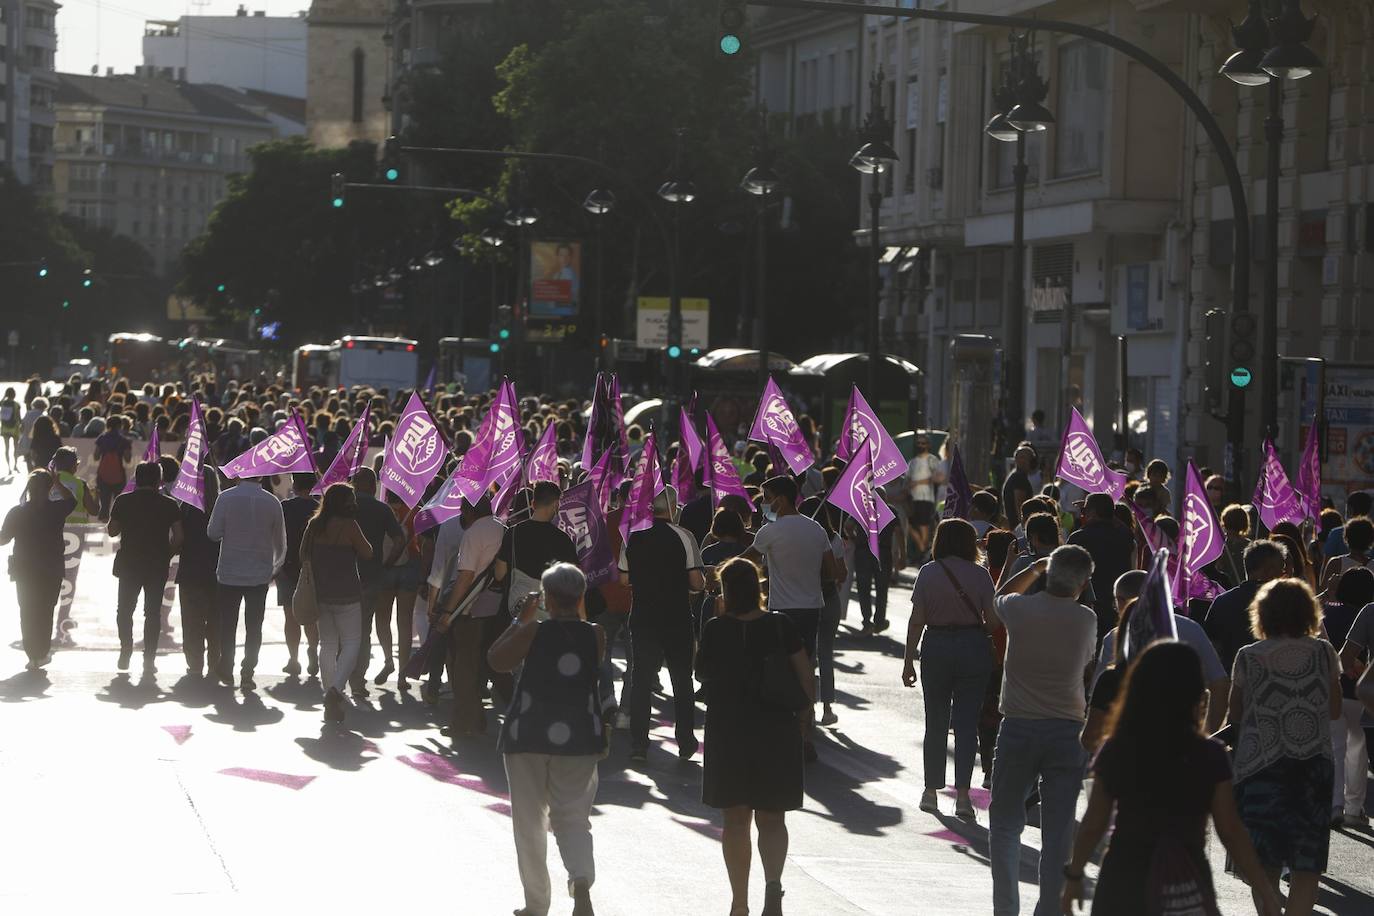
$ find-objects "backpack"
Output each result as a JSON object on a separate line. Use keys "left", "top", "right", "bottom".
{"left": 0, "top": 402, "right": 15, "bottom": 424}
{"left": 97, "top": 447, "right": 126, "bottom": 486}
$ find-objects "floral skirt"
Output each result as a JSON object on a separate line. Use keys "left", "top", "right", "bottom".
{"left": 1235, "top": 755, "right": 1334, "bottom": 874}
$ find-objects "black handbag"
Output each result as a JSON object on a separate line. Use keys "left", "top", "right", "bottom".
{"left": 754, "top": 614, "right": 810, "bottom": 712}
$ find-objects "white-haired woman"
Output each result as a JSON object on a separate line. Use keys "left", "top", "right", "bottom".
{"left": 489, "top": 562, "right": 605, "bottom": 916}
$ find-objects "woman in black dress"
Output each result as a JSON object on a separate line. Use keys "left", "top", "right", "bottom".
{"left": 697, "top": 558, "right": 813, "bottom": 916}
{"left": 1061, "top": 641, "right": 1281, "bottom": 916}
{"left": 1, "top": 470, "right": 76, "bottom": 671}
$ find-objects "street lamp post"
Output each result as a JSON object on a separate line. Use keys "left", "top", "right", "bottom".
{"left": 1221, "top": 0, "right": 1321, "bottom": 445}
{"left": 657, "top": 128, "right": 697, "bottom": 390}
{"left": 850, "top": 68, "right": 899, "bottom": 403}
{"left": 742, "top": 114, "right": 781, "bottom": 390}
{"left": 985, "top": 32, "right": 1054, "bottom": 443}
{"left": 583, "top": 188, "right": 617, "bottom": 372}
{"left": 503, "top": 174, "right": 540, "bottom": 387}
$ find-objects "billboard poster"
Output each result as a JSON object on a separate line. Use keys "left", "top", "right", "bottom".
{"left": 529, "top": 240, "right": 581, "bottom": 319}
{"left": 1320, "top": 364, "right": 1374, "bottom": 498}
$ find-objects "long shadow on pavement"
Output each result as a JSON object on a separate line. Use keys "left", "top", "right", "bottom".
{"left": 0, "top": 669, "right": 51, "bottom": 702}
{"left": 203, "top": 689, "right": 285, "bottom": 732}
{"left": 96, "top": 672, "right": 174, "bottom": 709}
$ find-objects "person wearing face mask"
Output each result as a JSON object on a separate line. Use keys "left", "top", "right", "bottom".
{"left": 743, "top": 476, "right": 841, "bottom": 761}
{"left": 1123, "top": 447, "right": 1144, "bottom": 482}
{"left": 905, "top": 434, "right": 944, "bottom": 563}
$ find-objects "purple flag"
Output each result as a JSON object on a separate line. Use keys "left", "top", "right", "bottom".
{"left": 1122, "top": 548, "right": 1178, "bottom": 664}
{"left": 1054, "top": 407, "right": 1126, "bottom": 501}
{"left": 456, "top": 379, "right": 521, "bottom": 503}
{"left": 826, "top": 437, "right": 896, "bottom": 559}
{"left": 704, "top": 415, "right": 750, "bottom": 509}
{"left": 620, "top": 433, "right": 665, "bottom": 542}
{"left": 580, "top": 373, "right": 607, "bottom": 472}
{"left": 581, "top": 373, "right": 629, "bottom": 486}
{"left": 1296, "top": 414, "right": 1321, "bottom": 522}
{"left": 747, "top": 378, "right": 814, "bottom": 475}
{"left": 412, "top": 457, "right": 467, "bottom": 534}
{"left": 587, "top": 448, "right": 615, "bottom": 513}
{"left": 123, "top": 426, "right": 162, "bottom": 494}
{"left": 557, "top": 480, "right": 619, "bottom": 588}
{"left": 1175, "top": 461, "right": 1224, "bottom": 607}
{"left": 672, "top": 449, "right": 696, "bottom": 504}
{"left": 169, "top": 399, "right": 210, "bottom": 511}
{"left": 492, "top": 460, "right": 525, "bottom": 521}
{"left": 526, "top": 422, "right": 559, "bottom": 485}
{"left": 1254, "top": 438, "right": 1304, "bottom": 531}
{"left": 380, "top": 393, "right": 449, "bottom": 508}
{"left": 680, "top": 395, "right": 704, "bottom": 472}
{"left": 313, "top": 406, "right": 370, "bottom": 496}
{"left": 941, "top": 445, "right": 974, "bottom": 520}
{"left": 423, "top": 363, "right": 437, "bottom": 395}
{"left": 222, "top": 411, "right": 315, "bottom": 479}
{"left": 1128, "top": 499, "right": 1171, "bottom": 556}
{"left": 834, "top": 385, "right": 906, "bottom": 486}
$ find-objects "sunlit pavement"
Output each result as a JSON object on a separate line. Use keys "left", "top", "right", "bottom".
{"left": 0, "top": 468, "right": 1370, "bottom": 914}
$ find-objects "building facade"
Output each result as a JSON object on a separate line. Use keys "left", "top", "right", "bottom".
{"left": 1, "top": 0, "right": 59, "bottom": 188}
{"left": 305, "top": 0, "right": 389, "bottom": 149}
{"left": 141, "top": 8, "right": 308, "bottom": 99}
{"left": 51, "top": 73, "right": 278, "bottom": 275}
{"left": 754, "top": 0, "right": 1372, "bottom": 483}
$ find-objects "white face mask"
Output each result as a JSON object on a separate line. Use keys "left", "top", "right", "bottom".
{"left": 763, "top": 502, "right": 778, "bottom": 523}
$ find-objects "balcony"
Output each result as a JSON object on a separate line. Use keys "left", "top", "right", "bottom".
{"left": 52, "top": 142, "right": 247, "bottom": 171}
{"left": 66, "top": 178, "right": 118, "bottom": 195}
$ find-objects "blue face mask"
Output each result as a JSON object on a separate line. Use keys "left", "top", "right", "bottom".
{"left": 763, "top": 505, "right": 778, "bottom": 523}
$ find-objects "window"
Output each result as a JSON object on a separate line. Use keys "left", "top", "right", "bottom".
{"left": 1056, "top": 41, "right": 1106, "bottom": 177}
{"left": 351, "top": 47, "right": 366, "bottom": 124}
{"left": 904, "top": 75, "right": 919, "bottom": 194}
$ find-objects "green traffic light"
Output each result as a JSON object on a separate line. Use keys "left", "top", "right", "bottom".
{"left": 667, "top": 345, "right": 682, "bottom": 359}
{"left": 1229, "top": 367, "right": 1253, "bottom": 389}
{"left": 82, "top": 279, "right": 92, "bottom": 288}
{"left": 37, "top": 267, "right": 48, "bottom": 278}
{"left": 720, "top": 34, "right": 741, "bottom": 55}
{"left": 384, "top": 167, "right": 400, "bottom": 182}
{"left": 498, "top": 328, "right": 511, "bottom": 340}
{"left": 61, "top": 300, "right": 70, "bottom": 309}
{"left": 216, "top": 283, "right": 226, "bottom": 293}
{"left": 332, "top": 197, "right": 344, "bottom": 209}
{"left": 81, "top": 344, "right": 89, "bottom": 353}
{"left": 489, "top": 343, "right": 500, "bottom": 354}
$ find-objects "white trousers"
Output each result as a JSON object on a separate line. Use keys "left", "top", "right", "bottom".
{"left": 1331, "top": 697, "right": 1370, "bottom": 816}
{"left": 504, "top": 752, "right": 599, "bottom": 916}
{"left": 317, "top": 600, "right": 362, "bottom": 694}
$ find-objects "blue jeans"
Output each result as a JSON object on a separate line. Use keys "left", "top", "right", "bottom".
{"left": 919, "top": 628, "right": 993, "bottom": 788}
{"left": 989, "top": 717, "right": 1086, "bottom": 916}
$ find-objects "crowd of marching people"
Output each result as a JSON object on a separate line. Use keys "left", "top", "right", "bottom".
{"left": 2, "top": 368, "right": 1372, "bottom": 916}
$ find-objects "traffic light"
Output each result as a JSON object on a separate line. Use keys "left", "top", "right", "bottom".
{"left": 382, "top": 136, "right": 402, "bottom": 183}
{"left": 81, "top": 269, "right": 93, "bottom": 288}
{"left": 330, "top": 172, "right": 346, "bottom": 208}
{"left": 1229, "top": 312, "right": 1256, "bottom": 390}
{"left": 61, "top": 299, "right": 70, "bottom": 309}
{"left": 717, "top": 0, "right": 745, "bottom": 57}
{"left": 498, "top": 327, "right": 511, "bottom": 342}
{"left": 36, "top": 259, "right": 48, "bottom": 279}
{"left": 667, "top": 345, "right": 682, "bottom": 360}
{"left": 488, "top": 342, "right": 501, "bottom": 354}
{"left": 216, "top": 282, "right": 227, "bottom": 294}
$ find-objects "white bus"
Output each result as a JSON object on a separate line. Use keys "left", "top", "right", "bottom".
{"left": 292, "top": 343, "right": 339, "bottom": 391}
{"left": 335, "top": 336, "right": 419, "bottom": 391}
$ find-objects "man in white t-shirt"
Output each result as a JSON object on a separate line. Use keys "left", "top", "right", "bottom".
{"left": 905, "top": 434, "right": 945, "bottom": 560}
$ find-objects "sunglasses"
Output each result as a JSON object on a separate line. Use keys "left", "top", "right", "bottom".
{"left": 1206, "top": 485, "right": 1223, "bottom": 492}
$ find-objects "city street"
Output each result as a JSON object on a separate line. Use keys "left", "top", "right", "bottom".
{"left": 0, "top": 471, "right": 1370, "bottom": 915}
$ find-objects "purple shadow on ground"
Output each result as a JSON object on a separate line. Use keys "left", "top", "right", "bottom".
{"left": 219, "top": 767, "right": 316, "bottom": 790}
{"left": 941, "top": 787, "right": 991, "bottom": 809}
{"left": 486, "top": 802, "right": 512, "bottom": 816}
{"left": 161, "top": 725, "right": 192, "bottom": 745}
{"left": 923, "top": 827, "right": 973, "bottom": 845}
{"left": 672, "top": 817, "right": 724, "bottom": 840}
{"left": 397, "top": 752, "right": 510, "bottom": 806}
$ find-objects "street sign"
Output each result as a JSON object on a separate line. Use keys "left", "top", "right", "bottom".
{"left": 636, "top": 297, "right": 709, "bottom": 350}
{"left": 1229, "top": 366, "right": 1253, "bottom": 388}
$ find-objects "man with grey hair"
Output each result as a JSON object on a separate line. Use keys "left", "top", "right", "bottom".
{"left": 985, "top": 544, "right": 1098, "bottom": 916}
{"left": 489, "top": 561, "right": 605, "bottom": 916}
{"left": 1203, "top": 538, "right": 1287, "bottom": 675}
{"left": 620, "top": 484, "right": 704, "bottom": 763}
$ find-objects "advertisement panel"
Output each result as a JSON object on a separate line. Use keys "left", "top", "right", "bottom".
{"left": 529, "top": 240, "right": 581, "bottom": 319}
{"left": 1321, "top": 363, "right": 1374, "bottom": 497}
{"left": 635, "top": 297, "right": 709, "bottom": 350}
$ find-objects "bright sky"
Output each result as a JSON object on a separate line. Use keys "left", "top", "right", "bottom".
{"left": 56, "top": 0, "right": 309, "bottom": 77}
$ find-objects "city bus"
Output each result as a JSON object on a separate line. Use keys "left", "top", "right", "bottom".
{"left": 335, "top": 336, "right": 419, "bottom": 391}
{"left": 292, "top": 344, "right": 339, "bottom": 391}
{"left": 107, "top": 332, "right": 171, "bottom": 385}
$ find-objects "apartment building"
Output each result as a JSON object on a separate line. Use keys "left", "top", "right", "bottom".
{"left": 142, "top": 7, "right": 308, "bottom": 99}
{"left": 1, "top": 0, "right": 59, "bottom": 188}
{"left": 51, "top": 73, "right": 278, "bottom": 275}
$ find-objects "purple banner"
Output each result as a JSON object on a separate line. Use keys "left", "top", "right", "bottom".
{"left": 680, "top": 396, "right": 704, "bottom": 473}
{"left": 492, "top": 460, "right": 525, "bottom": 521}
{"left": 380, "top": 393, "right": 449, "bottom": 508}
{"left": 619, "top": 432, "right": 665, "bottom": 542}
{"left": 413, "top": 456, "right": 467, "bottom": 535}
{"left": 169, "top": 399, "right": 209, "bottom": 511}
{"left": 526, "top": 421, "right": 559, "bottom": 485}
{"left": 1296, "top": 414, "right": 1321, "bottom": 522}
{"left": 586, "top": 448, "right": 616, "bottom": 513}
{"left": 557, "top": 480, "right": 619, "bottom": 589}
{"left": 834, "top": 385, "right": 906, "bottom": 486}
{"left": 222, "top": 410, "right": 315, "bottom": 479}
{"left": 705, "top": 415, "right": 750, "bottom": 509}
{"left": 457, "top": 380, "right": 521, "bottom": 503}
{"left": 672, "top": 449, "right": 696, "bottom": 504}
{"left": 1254, "top": 438, "right": 1304, "bottom": 531}
{"left": 1175, "top": 461, "right": 1223, "bottom": 607}
{"left": 123, "top": 426, "right": 162, "bottom": 494}
{"left": 1054, "top": 407, "right": 1126, "bottom": 500}
{"left": 941, "top": 445, "right": 974, "bottom": 521}
{"left": 747, "top": 378, "right": 814, "bottom": 475}
{"left": 1122, "top": 548, "right": 1178, "bottom": 663}
{"left": 826, "top": 437, "right": 895, "bottom": 560}
{"left": 313, "top": 405, "right": 370, "bottom": 496}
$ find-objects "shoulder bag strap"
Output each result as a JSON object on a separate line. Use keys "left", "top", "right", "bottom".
{"left": 935, "top": 560, "right": 986, "bottom": 627}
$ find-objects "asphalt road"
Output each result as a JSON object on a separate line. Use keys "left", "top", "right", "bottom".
{"left": 0, "top": 465, "right": 1370, "bottom": 914}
